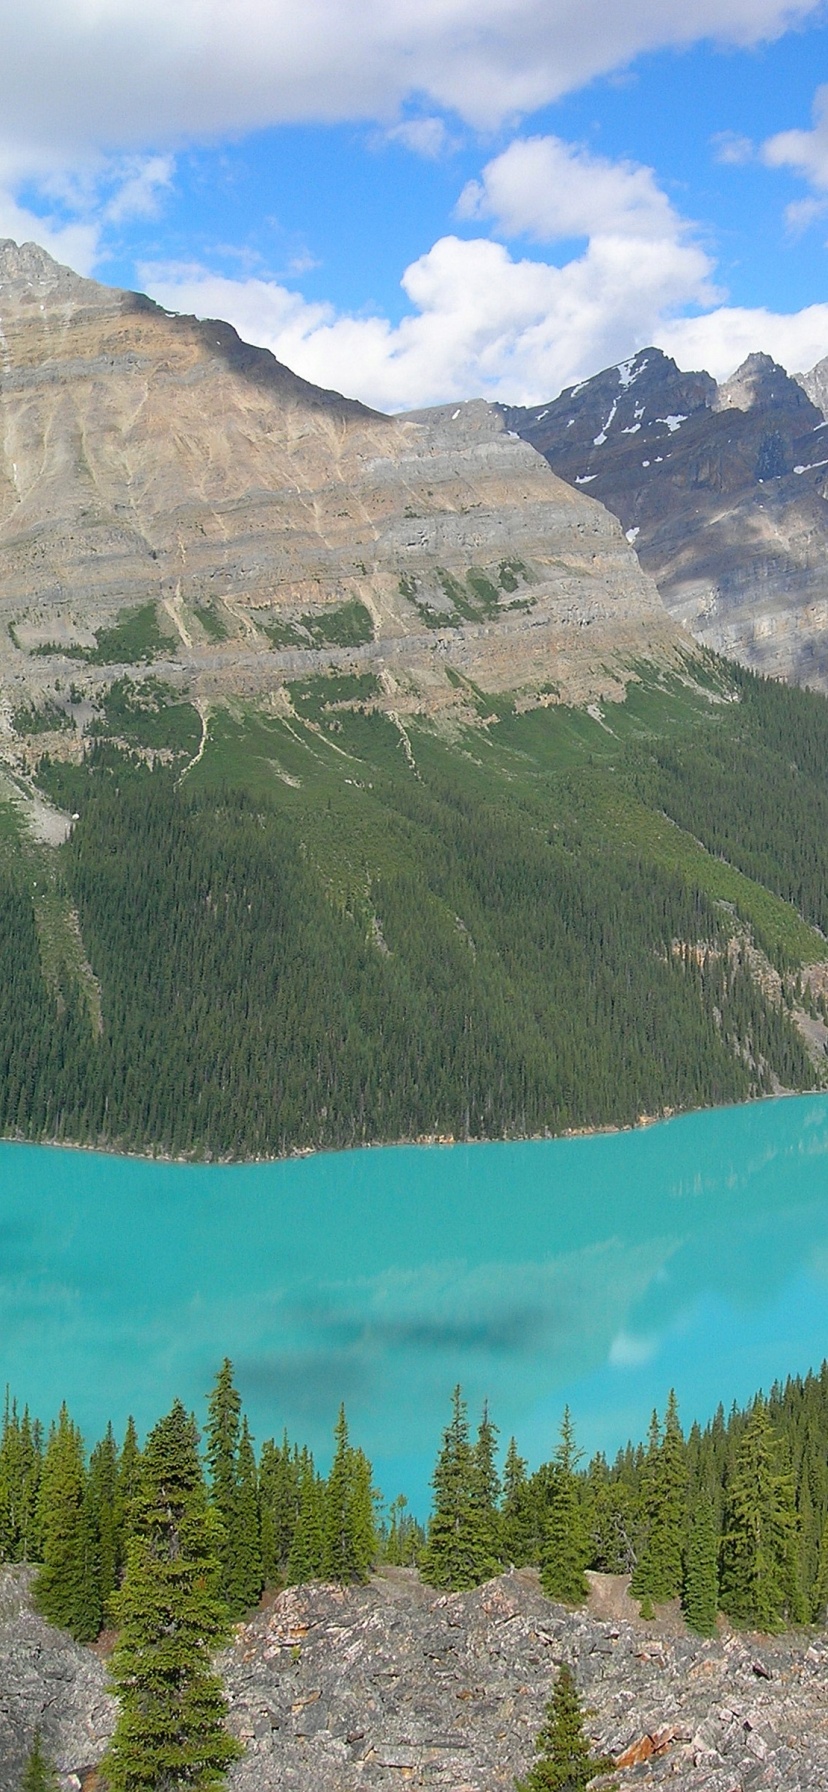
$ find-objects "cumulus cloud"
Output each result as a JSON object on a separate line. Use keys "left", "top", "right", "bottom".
{"left": 658, "top": 301, "right": 828, "bottom": 378}
{"left": 141, "top": 133, "right": 723, "bottom": 410}
{"left": 458, "top": 135, "right": 687, "bottom": 243}
{"left": 763, "top": 82, "right": 828, "bottom": 190}
{"left": 0, "top": 0, "right": 821, "bottom": 160}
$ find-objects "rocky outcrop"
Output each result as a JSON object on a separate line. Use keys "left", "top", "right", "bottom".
{"left": 0, "top": 241, "right": 681, "bottom": 728}
{"left": 6, "top": 1564, "right": 828, "bottom": 1792}
{"left": 0, "top": 1567, "right": 113, "bottom": 1791}
{"left": 503, "top": 347, "right": 828, "bottom": 692}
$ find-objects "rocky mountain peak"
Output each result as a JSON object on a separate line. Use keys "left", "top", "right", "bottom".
{"left": 715, "top": 350, "right": 814, "bottom": 416}
{"left": 795, "top": 353, "right": 828, "bottom": 421}
{"left": 0, "top": 239, "right": 107, "bottom": 309}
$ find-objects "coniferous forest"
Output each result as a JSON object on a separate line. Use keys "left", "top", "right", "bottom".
{"left": 6, "top": 1359, "right": 828, "bottom": 1642}
{"left": 7, "top": 1358, "right": 828, "bottom": 1784}
{"left": 4, "top": 652, "right": 828, "bottom": 1159}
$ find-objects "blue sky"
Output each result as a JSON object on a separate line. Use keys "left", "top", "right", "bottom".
{"left": 4, "top": 0, "right": 828, "bottom": 408}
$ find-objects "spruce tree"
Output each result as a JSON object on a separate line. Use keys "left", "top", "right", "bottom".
{"left": 85, "top": 1425, "right": 120, "bottom": 1627}
{"left": 259, "top": 1433, "right": 301, "bottom": 1585}
{"left": 34, "top": 1405, "right": 90, "bottom": 1640}
{"left": 205, "top": 1360, "right": 242, "bottom": 1609}
{"left": 501, "top": 1438, "right": 537, "bottom": 1568}
{"left": 0, "top": 1399, "right": 41, "bottom": 1564}
{"left": 421, "top": 1386, "right": 498, "bottom": 1590}
{"left": 226, "top": 1417, "right": 263, "bottom": 1617}
{"left": 540, "top": 1412, "right": 589, "bottom": 1606}
{"left": 631, "top": 1393, "right": 686, "bottom": 1603}
{"left": 286, "top": 1461, "right": 326, "bottom": 1584}
{"left": 682, "top": 1496, "right": 719, "bottom": 1635}
{"left": 19, "top": 1731, "right": 59, "bottom": 1792}
{"left": 113, "top": 1417, "right": 142, "bottom": 1594}
{"left": 720, "top": 1404, "right": 801, "bottom": 1630}
{"left": 515, "top": 1663, "right": 615, "bottom": 1792}
{"left": 323, "top": 1408, "right": 376, "bottom": 1583}
{"left": 103, "top": 1400, "right": 240, "bottom": 1792}
{"left": 468, "top": 1403, "right": 503, "bottom": 1578}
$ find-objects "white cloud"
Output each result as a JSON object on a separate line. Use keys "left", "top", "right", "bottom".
{"left": 658, "top": 302, "right": 828, "bottom": 378}
{"left": 141, "top": 133, "right": 720, "bottom": 410}
{"left": 0, "top": 0, "right": 821, "bottom": 159}
{"left": 458, "top": 135, "right": 687, "bottom": 243}
{"left": 763, "top": 83, "right": 828, "bottom": 190}
{"left": 712, "top": 130, "right": 756, "bottom": 165}
{"left": 384, "top": 117, "right": 453, "bottom": 159}
{"left": 142, "top": 213, "right": 719, "bottom": 412}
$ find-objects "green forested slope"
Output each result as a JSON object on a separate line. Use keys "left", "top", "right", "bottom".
{"left": 4, "top": 652, "right": 827, "bottom": 1157}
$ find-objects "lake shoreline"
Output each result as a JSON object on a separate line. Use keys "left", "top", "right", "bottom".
{"left": 3, "top": 1084, "right": 823, "bottom": 1169}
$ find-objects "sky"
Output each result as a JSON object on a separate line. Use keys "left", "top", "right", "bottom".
{"left": 4, "top": 0, "right": 828, "bottom": 410}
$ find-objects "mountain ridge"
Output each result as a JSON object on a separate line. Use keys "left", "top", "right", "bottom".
{"left": 502, "top": 342, "right": 828, "bottom": 690}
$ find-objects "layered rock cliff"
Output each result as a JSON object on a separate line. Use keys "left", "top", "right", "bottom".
{"left": 503, "top": 347, "right": 828, "bottom": 691}
{"left": 0, "top": 241, "right": 681, "bottom": 730}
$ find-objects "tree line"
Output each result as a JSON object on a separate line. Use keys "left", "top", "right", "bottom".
{"left": 7, "top": 1358, "right": 828, "bottom": 1789}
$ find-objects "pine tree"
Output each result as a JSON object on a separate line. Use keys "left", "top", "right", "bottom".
{"left": 0, "top": 1398, "right": 41, "bottom": 1564}
{"left": 225, "top": 1418, "right": 263, "bottom": 1617}
{"left": 113, "top": 1417, "right": 142, "bottom": 1593}
{"left": 103, "top": 1400, "right": 240, "bottom": 1792}
{"left": 204, "top": 1360, "right": 242, "bottom": 1609}
{"left": 501, "top": 1438, "right": 537, "bottom": 1568}
{"left": 323, "top": 1408, "right": 376, "bottom": 1583}
{"left": 286, "top": 1461, "right": 326, "bottom": 1584}
{"left": 259, "top": 1434, "right": 301, "bottom": 1585}
{"left": 682, "top": 1497, "right": 719, "bottom": 1635}
{"left": 19, "top": 1731, "right": 59, "bottom": 1792}
{"left": 85, "top": 1425, "right": 120, "bottom": 1627}
{"left": 469, "top": 1403, "right": 503, "bottom": 1577}
{"left": 631, "top": 1393, "right": 686, "bottom": 1603}
{"left": 720, "top": 1404, "right": 801, "bottom": 1630}
{"left": 515, "top": 1663, "right": 615, "bottom": 1792}
{"left": 541, "top": 1410, "right": 588, "bottom": 1606}
{"left": 420, "top": 1388, "right": 502, "bottom": 1590}
{"left": 34, "top": 1405, "right": 90, "bottom": 1640}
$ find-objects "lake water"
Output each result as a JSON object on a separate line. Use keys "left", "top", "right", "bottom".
{"left": 3, "top": 1095, "right": 828, "bottom": 1513}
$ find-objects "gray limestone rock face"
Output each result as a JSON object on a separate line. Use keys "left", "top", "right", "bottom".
{"left": 5, "top": 1566, "right": 828, "bottom": 1792}
{"left": 0, "top": 1568, "right": 113, "bottom": 1791}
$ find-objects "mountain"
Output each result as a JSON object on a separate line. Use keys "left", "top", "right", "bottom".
{"left": 502, "top": 347, "right": 828, "bottom": 688}
{"left": 0, "top": 239, "right": 677, "bottom": 731}
{"left": 0, "top": 242, "right": 826, "bottom": 1159}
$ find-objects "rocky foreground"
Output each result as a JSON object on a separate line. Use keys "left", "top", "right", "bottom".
{"left": 4, "top": 1565, "right": 828, "bottom": 1792}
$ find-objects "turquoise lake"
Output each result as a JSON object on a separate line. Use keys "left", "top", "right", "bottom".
{"left": 3, "top": 1094, "right": 828, "bottom": 1512}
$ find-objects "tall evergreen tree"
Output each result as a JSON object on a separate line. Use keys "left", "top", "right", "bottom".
{"left": 720, "top": 1404, "right": 801, "bottom": 1630}
{"left": 34, "top": 1405, "right": 90, "bottom": 1641}
{"left": 420, "top": 1388, "right": 499, "bottom": 1590}
{"left": 469, "top": 1403, "right": 503, "bottom": 1577}
{"left": 323, "top": 1407, "right": 376, "bottom": 1584}
{"left": 103, "top": 1400, "right": 240, "bottom": 1792}
{"left": 682, "top": 1496, "right": 719, "bottom": 1635}
{"left": 541, "top": 1410, "right": 588, "bottom": 1606}
{"left": 286, "top": 1459, "right": 326, "bottom": 1585}
{"left": 501, "top": 1438, "right": 537, "bottom": 1568}
{"left": 204, "top": 1360, "right": 242, "bottom": 1609}
{"left": 631, "top": 1393, "right": 687, "bottom": 1603}
{"left": 515, "top": 1663, "right": 615, "bottom": 1792}
{"left": 259, "top": 1433, "right": 301, "bottom": 1585}
{"left": 225, "top": 1418, "right": 263, "bottom": 1617}
{"left": 85, "top": 1425, "right": 121, "bottom": 1626}
{"left": 0, "top": 1399, "right": 41, "bottom": 1564}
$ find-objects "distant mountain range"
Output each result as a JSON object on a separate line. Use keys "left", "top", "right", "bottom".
{"left": 502, "top": 346, "right": 828, "bottom": 690}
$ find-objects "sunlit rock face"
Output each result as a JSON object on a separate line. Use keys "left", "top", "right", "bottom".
{"left": 0, "top": 241, "right": 681, "bottom": 723}
{"left": 504, "top": 346, "right": 828, "bottom": 692}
